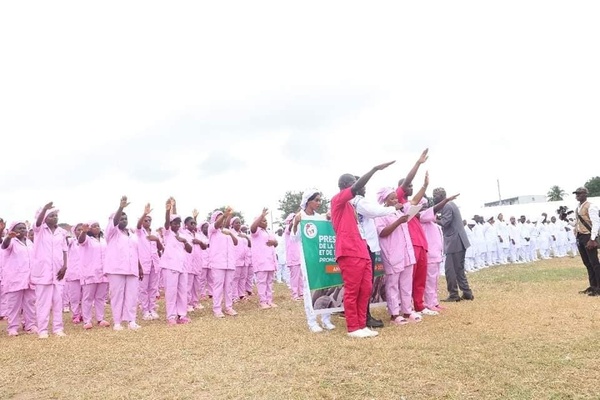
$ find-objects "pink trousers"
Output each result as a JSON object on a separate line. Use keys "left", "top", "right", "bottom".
{"left": 164, "top": 269, "right": 188, "bottom": 320}
{"left": 107, "top": 274, "right": 139, "bottom": 325}
{"left": 187, "top": 273, "right": 201, "bottom": 307}
{"left": 82, "top": 282, "right": 108, "bottom": 324}
{"left": 385, "top": 264, "right": 414, "bottom": 317}
{"left": 139, "top": 266, "right": 159, "bottom": 314}
{"left": 211, "top": 268, "right": 234, "bottom": 314}
{"left": 5, "top": 289, "right": 36, "bottom": 333}
{"left": 288, "top": 264, "right": 303, "bottom": 299}
{"left": 255, "top": 271, "right": 275, "bottom": 305}
{"left": 245, "top": 265, "right": 254, "bottom": 294}
{"left": 65, "top": 280, "right": 82, "bottom": 319}
{"left": 424, "top": 261, "right": 441, "bottom": 309}
{"left": 198, "top": 267, "right": 213, "bottom": 298}
{"left": 232, "top": 265, "right": 248, "bottom": 299}
{"left": 35, "top": 284, "right": 64, "bottom": 334}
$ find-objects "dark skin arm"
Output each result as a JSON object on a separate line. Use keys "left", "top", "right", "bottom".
{"left": 409, "top": 171, "right": 429, "bottom": 205}
{"left": 164, "top": 199, "right": 173, "bottom": 229}
{"left": 113, "top": 196, "right": 130, "bottom": 227}
{"left": 147, "top": 235, "right": 165, "bottom": 252}
{"left": 36, "top": 202, "right": 54, "bottom": 228}
{"left": 78, "top": 224, "right": 90, "bottom": 244}
{"left": 137, "top": 203, "right": 152, "bottom": 229}
{"left": 251, "top": 208, "right": 269, "bottom": 234}
{"left": 57, "top": 251, "right": 67, "bottom": 281}
{"left": 1, "top": 231, "right": 17, "bottom": 250}
{"left": 399, "top": 148, "right": 428, "bottom": 191}
{"left": 432, "top": 194, "right": 459, "bottom": 213}
{"left": 351, "top": 161, "right": 396, "bottom": 196}
{"left": 379, "top": 214, "right": 410, "bottom": 238}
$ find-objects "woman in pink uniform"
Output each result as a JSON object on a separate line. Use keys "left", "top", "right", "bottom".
{"left": 250, "top": 208, "right": 279, "bottom": 309}
{"left": 208, "top": 208, "right": 238, "bottom": 318}
{"left": 230, "top": 216, "right": 251, "bottom": 302}
{"left": 137, "top": 204, "right": 163, "bottom": 321}
{"left": 374, "top": 188, "right": 421, "bottom": 325}
{"left": 162, "top": 198, "right": 193, "bottom": 325}
{"left": 1, "top": 221, "right": 37, "bottom": 336}
{"left": 105, "top": 196, "right": 143, "bottom": 331}
{"left": 78, "top": 221, "right": 111, "bottom": 329}
{"left": 32, "top": 202, "right": 68, "bottom": 339}
{"left": 197, "top": 221, "right": 212, "bottom": 300}
{"left": 185, "top": 213, "right": 206, "bottom": 312}
{"left": 65, "top": 224, "right": 83, "bottom": 324}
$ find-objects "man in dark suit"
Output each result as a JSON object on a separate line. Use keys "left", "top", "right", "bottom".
{"left": 432, "top": 187, "right": 474, "bottom": 301}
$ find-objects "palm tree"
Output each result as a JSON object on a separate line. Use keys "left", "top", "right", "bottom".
{"left": 547, "top": 185, "right": 565, "bottom": 201}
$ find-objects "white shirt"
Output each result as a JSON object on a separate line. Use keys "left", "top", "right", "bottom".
{"left": 576, "top": 201, "right": 600, "bottom": 238}
{"left": 350, "top": 195, "right": 396, "bottom": 253}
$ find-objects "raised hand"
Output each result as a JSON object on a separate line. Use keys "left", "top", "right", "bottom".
{"left": 448, "top": 193, "right": 460, "bottom": 202}
{"left": 192, "top": 209, "right": 199, "bottom": 219}
{"left": 43, "top": 201, "right": 54, "bottom": 210}
{"left": 224, "top": 206, "right": 233, "bottom": 216}
{"left": 166, "top": 199, "right": 173, "bottom": 211}
{"left": 144, "top": 203, "right": 152, "bottom": 215}
{"left": 80, "top": 224, "right": 90, "bottom": 234}
{"left": 8, "top": 231, "right": 18, "bottom": 239}
{"left": 423, "top": 171, "right": 429, "bottom": 187}
{"left": 261, "top": 207, "right": 269, "bottom": 217}
{"left": 373, "top": 160, "right": 396, "bottom": 171}
{"left": 120, "top": 196, "right": 130, "bottom": 209}
{"left": 418, "top": 148, "right": 429, "bottom": 164}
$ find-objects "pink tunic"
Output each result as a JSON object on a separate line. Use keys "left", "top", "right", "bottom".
{"left": 420, "top": 208, "right": 444, "bottom": 263}
{"left": 250, "top": 229, "right": 277, "bottom": 272}
{"left": 232, "top": 231, "right": 248, "bottom": 267}
{"left": 79, "top": 235, "right": 108, "bottom": 284}
{"left": 65, "top": 238, "right": 81, "bottom": 282}
{"left": 284, "top": 225, "right": 301, "bottom": 266}
{"left": 375, "top": 211, "right": 416, "bottom": 274}
{"left": 137, "top": 227, "right": 161, "bottom": 274}
{"left": 105, "top": 223, "right": 139, "bottom": 276}
{"left": 2, "top": 238, "right": 34, "bottom": 293}
{"left": 161, "top": 228, "right": 188, "bottom": 273}
{"left": 208, "top": 225, "right": 236, "bottom": 270}
{"left": 31, "top": 223, "right": 68, "bottom": 285}
{"left": 198, "top": 232, "right": 210, "bottom": 269}
{"left": 185, "top": 229, "right": 202, "bottom": 275}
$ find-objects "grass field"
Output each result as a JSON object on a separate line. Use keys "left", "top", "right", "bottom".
{"left": 1, "top": 256, "right": 599, "bottom": 400}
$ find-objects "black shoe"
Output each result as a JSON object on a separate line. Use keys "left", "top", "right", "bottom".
{"left": 461, "top": 293, "right": 475, "bottom": 301}
{"left": 367, "top": 317, "right": 384, "bottom": 328}
{"left": 587, "top": 288, "right": 599, "bottom": 297}
{"left": 441, "top": 296, "right": 461, "bottom": 302}
{"left": 579, "top": 287, "right": 592, "bottom": 294}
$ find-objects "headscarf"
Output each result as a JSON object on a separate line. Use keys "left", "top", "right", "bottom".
{"left": 376, "top": 187, "right": 395, "bottom": 205}
{"left": 301, "top": 188, "right": 320, "bottom": 210}
{"left": 210, "top": 210, "right": 223, "bottom": 224}
{"left": 230, "top": 216, "right": 240, "bottom": 228}
{"left": 8, "top": 220, "right": 27, "bottom": 232}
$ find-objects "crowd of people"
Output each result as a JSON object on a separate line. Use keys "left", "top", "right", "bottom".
{"left": 1, "top": 149, "right": 598, "bottom": 340}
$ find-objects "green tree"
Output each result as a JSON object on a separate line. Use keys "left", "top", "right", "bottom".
{"left": 585, "top": 176, "right": 600, "bottom": 197}
{"left": 277, "top": 191, "right": 329, "bottom": 222}
{"left": 204, "top": 207, "right": 245, "bottom": 225}
{"left": 547, "top": 185, "right": 565, "bottom": 201}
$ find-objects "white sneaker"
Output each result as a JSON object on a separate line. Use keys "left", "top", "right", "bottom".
{"left": 322, "top": 322, "right": 336, "bottom": 330}
{"left": 129, "top": 322, "right": 141, "bottom": 330}
{"left": 309, "top": 324, "right": 324, "bottom": 333}
{"left": 38, "top": 332, "right": 49, "bottom": 339}
{"left": 420, "top": 308, "right": 439, "bottom": 316}
{"left": 113, "top": 324, "right": 124, "bottom": 331}
{"left": 142, "top": 312, "right": 153, "bottom": 321}
{"left": 194, "top": 303, "right": 204, "bottom": 310}
{"left": 347, "top": 329, "right": 372, "bottom": 338}
{"left": 55, "top": 330, "right": 67, "bottom": 337}
{"left": 62, "top": 307, "right": 70, "bottom": 313}
{"left": 361, "top": 327, "right": 379, "bottom": 337}
{"left": 150, "top": 311, "right": 160, "bottom": 320}
{"left": 187, "top": 305, "right": 194, "bottom": 313}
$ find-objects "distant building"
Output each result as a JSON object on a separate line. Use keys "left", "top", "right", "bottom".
{"left": 484, "top": 195, "right": 546, "bottom": 208}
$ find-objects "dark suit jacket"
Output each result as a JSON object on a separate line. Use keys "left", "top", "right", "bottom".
{"left": 439, "top": 201, "right": 470, "bottom": 254}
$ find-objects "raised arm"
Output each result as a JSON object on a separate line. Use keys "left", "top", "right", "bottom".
{"left": 36, "top": 202, "right": 54, "bottom": 228}
{"left": 251, "top": 208, "right": 269, "bottom": 234}
{"left": 78, "top": 224, "right": 90, "bottom": 244}
{"left": 164, "top": 199, "right": 173, "bottom": 229}
{"left": 137, "top": 203, "right": 152, "bottom": 230}
{"left": 409, "top": 171, "right": 429, "bottom": 205}
{"left": 1, "top": 230, "right": 17, "bottom": 250}
{"left": 399, "top": 148, "right": 428, "bottom": 191}
{"left": 113, "top": 196, "right": 130, "bottom": 227}
{"left": 352, "top": 161, "right": 396, "bottom": 196}
{"left": 432, "top": 194, "right": 459, "bottom": 214}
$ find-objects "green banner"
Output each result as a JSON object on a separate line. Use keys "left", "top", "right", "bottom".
{"left": 299, "top": 219, "right": 385, "bottom": 315}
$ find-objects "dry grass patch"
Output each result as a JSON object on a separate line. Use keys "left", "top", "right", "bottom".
{"left": 1, "top": 257, "right": 599, "bottom": 399}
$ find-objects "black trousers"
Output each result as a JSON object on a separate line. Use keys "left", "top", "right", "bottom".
{"left": 576, "top": 233, "right": 600, "bottom": 289}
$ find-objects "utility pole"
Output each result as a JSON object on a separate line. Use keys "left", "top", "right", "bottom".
{"left": 497, "top": 178, "right": 502, "bottom": 205}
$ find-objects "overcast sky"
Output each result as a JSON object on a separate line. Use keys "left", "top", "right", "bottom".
{"left": 1, "top": 1, "right": 598, "bottom": 228}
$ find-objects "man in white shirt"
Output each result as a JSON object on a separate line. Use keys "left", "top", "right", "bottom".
{"left": 350, "top": 184, "right": 399, "bottom": 328}
{"left": 496, "top": 213, "right": 510, "bottom": 265}
{"left": 572, "top": 187, "right": 600, "bottom": 296}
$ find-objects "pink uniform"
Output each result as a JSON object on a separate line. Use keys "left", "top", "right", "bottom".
{"left": 285, "top": 225, "right": 303, "bottom": 300}
{"left": 375, "top": 210, "right": 416, "bottom": 317}
{"left": 161, "top": 227, "right": 189, "bottom": 321}
{"left": 420, "top": 208, "right": 444, "bottom": 309}
{"left": 208, "top": 219, "right": 237, "bottom": 316}
{"left": 105, "top": 222, "right": 140, "bottom": 326}
{"left": 2, "top": 237, "right": 36, "bottom": 334}
{"left": 197, "top": 229, "right": 212, "bottom": 299}
{"left": 79, "top": 234, "right": 109, "bottom": 325}
{"left": 65, "top": 237, "right": 83, "bottom": 323}
{"left": 32, "top": 220, "right": 68, "bottom": 335}
{"left": 186, "top": 229, "right": 203, "bottom": 308}
{"left": 250, "top": 228, "right": 277, "bottom": 306}
{"left": 137, "top": 227, "right": 161, "bottom": 316}
{"left": 231, "top": 230, "right": 249, "bottom": 300}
